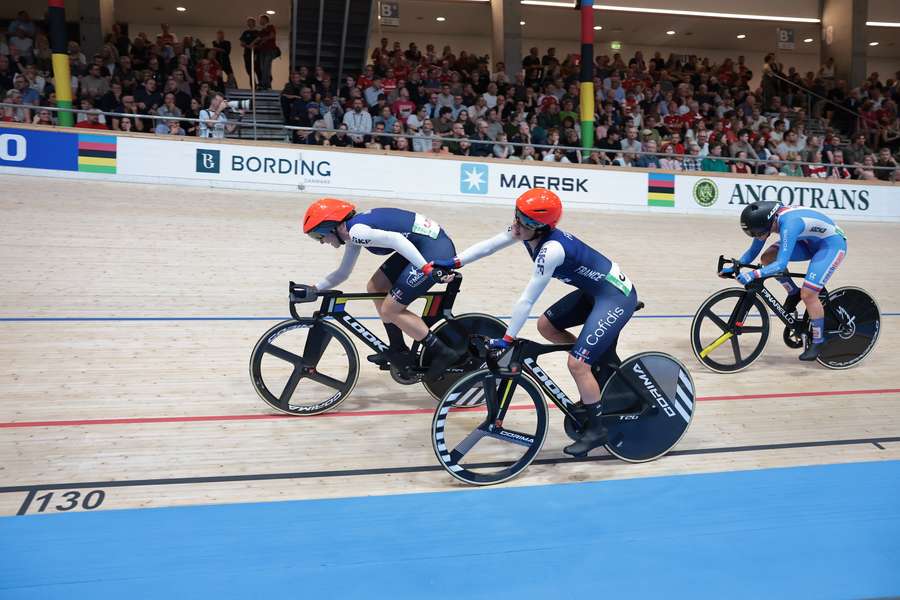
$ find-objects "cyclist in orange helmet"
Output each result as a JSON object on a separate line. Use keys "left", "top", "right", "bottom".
{"left": 430, "top": 188, "right": 639, "bottom": 457}
{"left": 303, "top": 198, "right": 462, "bottom": 377}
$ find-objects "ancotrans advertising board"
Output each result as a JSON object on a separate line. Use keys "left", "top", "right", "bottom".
{"left": 1, "top": 126, "right": 898, "bottom": 221}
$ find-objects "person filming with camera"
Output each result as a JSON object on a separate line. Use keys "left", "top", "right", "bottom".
{"left": 198, "top": 93, "right": 247, "bottom": 138}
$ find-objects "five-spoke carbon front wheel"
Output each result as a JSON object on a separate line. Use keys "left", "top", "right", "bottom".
{"left": 250, "top": 319, "right": 359, "bottom": 415}
{"left": 691, "top": 288, "right": 770, "bottom": 373}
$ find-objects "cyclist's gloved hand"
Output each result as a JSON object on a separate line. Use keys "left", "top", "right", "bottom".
{"left": 737, "top": 270, "right": 758, "bottom": 286}
{"left": 421, "top": 262, "right": 453, "bottom": 283}
{"left": 488, "top": 335, "right": 514, "bottom": 350}
{"left": 718, "top": 267, "right": 735, "bottom": 279}
{"left": 431, "top": 257, "right": 461, "bottom": 269}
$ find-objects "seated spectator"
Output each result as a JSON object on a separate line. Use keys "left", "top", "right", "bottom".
{"left": 1, "top": 89, "right": 30, "bottom": 123}
{"left": 330, "top": 124, "right": 353, "bottom": 147}
{"left": 342, "top": 98, "right": 372, "bottom": 147}
{"left": 493, "top": 133, "right": 512, "bottom": 159}
{"left": 79, "top": 64, "right": 109, "bottom": 99}
{"left": 828, "top": 150, "right": 853, "bottom": 179}
{"left": 155, "top": 118, "right": 185, "bottom": 136}
{"left": 75, "top": 109, "right": 109, "bottom": 130}
{"left": 76, "top": 99, "right": 107, "bottom": 126}
{"left": 157, "top": 93, "right": 183, "bottom": 119}
{"left": 199, "top": 93, "right": 238, "bottom": 138}
{"left": 776, "top": 130, "right": 805, "bottom": 158}
{"left": 620, "top": 125, "right": 642, "bottom": 154}
{"left": 32, "top": 108, "right": 54, "bottom": 126}
{"left": 412, "top": 119, "right": 435, "bottom": 152}
{"left": 729, "top": 129, "right": 758, "bottom": 161}
{"left": 731, "top": 150, "right": 752, "bottom": 174}
{"left": 805, "top": 151, "right": 828, "bottom": 178}
{"left": 12, "top": 75, "right": 40, "bottom": 106}
{"left": 659, "top": 144, "right": 683, "bottom": 170}
{"left": 634, "top": 139, "right": 660, "bottom": 168}
{"left": 134, "top": 78, "right": 163, "bottom": 114}
{"left": 115, "top": 94, "right": 145, "bottom": 131}
{"left": 433, "top": 107, "right": 454, "bottom": 135}
{"left": 683, "top": 144, "right": 703, "bottom": 171}
{"left": 701, "top": 143, "right": 731, "bottom": 172}
{"left": 457, "top": 109, "right": 475, "bottom": 136}
{"left": 856, "top": 154, "right": 879, "bottom": 181}
{"left": 780, "top": 152, "right": 804, "bottom": 177}
{"left": 874, "top": 147, "right": 898, "bottom": 182}
{"left": 469, "top": 119, "right": 493, "bottom": 157}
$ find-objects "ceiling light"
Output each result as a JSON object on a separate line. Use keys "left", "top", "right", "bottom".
{"left": 803, "top": 38, "right": 813, "bottom": 43}
{"left": 176, "top": 6, "right": 186, "bottom": 11}
{"left": 868, "top": 41, "right": 879, "bottom": 46}
{"left": 436, "top": 16, "right": 446, "bottom": 22}
{"left": 266, "top": 10, "right": 275, "bottom": 15}
{"left": 520, "top": 1, "right": 820, "bottom": 23}
{"left": 593, "top": 25, "right": 602, "bottom": 30}
{"left": 666, "top": 30, "right": 675, "bottom": 35}
{"left": 866, "top": 21, "right": 900, "bottom": 27}
{"left": 520, "top": 20, "right": 526, "bottom": 25}
{"left": 736, "top": 34, "right": 746, "bottom": 39}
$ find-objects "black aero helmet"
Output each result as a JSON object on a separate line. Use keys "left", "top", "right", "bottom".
{"left": 740, "top": 201, "right": 782, "bottom": 237}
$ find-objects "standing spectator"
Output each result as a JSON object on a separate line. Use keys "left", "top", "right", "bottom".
{"left": 212, "top": 31, "right": 234, "bottom": 87}
{"left": 255, "top": 14, "right": 277, "bottom": 90}
{"left": 280, "top": 72, "right": 305, "bottom": 121}
{"left": 8, "top": 11, "right": 36, "bottom": 39}
{"left": 342, "top": 97, "right": 372, "bottom": 147}
{"left": 239, "top": 17, "right": 259, "bottom": 88}
{"left": 199, "top": 93, "right": 238, "bottom": 138}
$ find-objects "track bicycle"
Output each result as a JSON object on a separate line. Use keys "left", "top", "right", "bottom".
{"left": 250, "top": 273, "right": 506, "bottom": 415}
{"left": 691, "top": 255, "right": 880, "bottom": 373}
{"left": 431, "top": 310, "right": 697, "bottom": 485}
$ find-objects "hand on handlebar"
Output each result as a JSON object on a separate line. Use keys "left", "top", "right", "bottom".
{"left": 737, "top": 270, "right": 759, "bottom": 286}
{"left": 718, "top": 267, "right": 735, "bottom": 279}
{"left": 422, "top": 262, "right": 455, "bottom": 283}
{"left": 488, "top": 335, "right": 514, "bottom": 351}
{"left": 431, "top": 257, "right": 461, "bottom": 270}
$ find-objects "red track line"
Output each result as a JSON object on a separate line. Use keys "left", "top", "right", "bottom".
{"left": 1, "top": 387, "right": 898, "bottom": 429}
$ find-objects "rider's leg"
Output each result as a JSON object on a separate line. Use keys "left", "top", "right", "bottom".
{"left": 799, "top": 240, "right": 846, "bottom": 360}
{"left": 365, "top": 258, "right": 410, "bottom": 366}
{"left": 564, "top": 290, "right": 637, "bottom": 457}
{"left": 537, "top": 315, "right": 576, "bottom": 344}
{"left": 761, "top": 244, "right": 802, "bottom": 312}
{"left": 539, "top": 290, "right": 593, "bottom": 344}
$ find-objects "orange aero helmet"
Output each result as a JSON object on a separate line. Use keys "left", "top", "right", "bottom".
{"left": 302, "top": 198, "right": 356, "bottom": 237}
{"left": 515, "top": 188, "right": 562, "bottom": 231}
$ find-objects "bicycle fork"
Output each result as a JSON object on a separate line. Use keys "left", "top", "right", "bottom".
{"left": 699, "top": 291, "right": 757, "bottom": 359}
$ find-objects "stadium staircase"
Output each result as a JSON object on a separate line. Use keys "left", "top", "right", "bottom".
{"left": 294, "top": 0, "right": 371, "bottom": 80}
{"left": 226, "top": 89, "right": 289, "bottom": 142}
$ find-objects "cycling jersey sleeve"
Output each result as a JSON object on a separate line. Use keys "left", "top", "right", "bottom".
{"left": 348, "top": 223, "right": 429, "bottom": 268}
{"left": 759, "top": 218, "right": 803, "bottom": 278}
{"left": 455, "top": 229, "right": 517, "bottom": 266}
{"left": 738, "top": 238, "right": 765, "bottom": 265}
{"left": 315, "top": 243, "right": 361, "bottom": 290}
{"left": 504, "top": 240, "right": 565, "bottom": 339}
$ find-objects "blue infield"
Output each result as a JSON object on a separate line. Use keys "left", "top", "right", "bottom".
{"left": 1, "top": 460, "right": 899, "bottom": 599}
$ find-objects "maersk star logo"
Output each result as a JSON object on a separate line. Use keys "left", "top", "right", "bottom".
{"left": 460, "top": 164, "right": 488, "bottom": 194}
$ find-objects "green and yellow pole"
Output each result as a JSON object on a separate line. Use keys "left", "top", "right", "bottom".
{"left": 48, "top": 0, "right": 74, "bottom": 126}
{"left": 578, "top": 0, "right": 595, "bottom": 158}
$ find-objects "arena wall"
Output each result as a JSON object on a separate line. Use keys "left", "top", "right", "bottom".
{"left": 1, "top": 124, "right": 897, "bottom": 221}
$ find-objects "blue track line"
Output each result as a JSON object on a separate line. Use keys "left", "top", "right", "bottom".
{"left": 1, "top": 313, "right": 898, "bottom": 323}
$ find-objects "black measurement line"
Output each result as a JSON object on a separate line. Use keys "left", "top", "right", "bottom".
{"left": 2, "top": 435, "right": 898, "bottom": 495}
{"left": 873, "top": 442, "right": 886, "bottom": 450}
{"left": 15, "top": 489, "right": 36, "bottom": 515}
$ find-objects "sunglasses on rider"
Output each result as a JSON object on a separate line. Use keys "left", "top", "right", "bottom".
{"left": 515, "top": 209, "right": 546, "bottom": 231}
{"left": 308, "top": 221, "right": 339, "bottom": 241}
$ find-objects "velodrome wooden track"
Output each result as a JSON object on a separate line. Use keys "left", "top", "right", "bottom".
{"left": 1, "top": 172, "right": 898, "bottom": 518}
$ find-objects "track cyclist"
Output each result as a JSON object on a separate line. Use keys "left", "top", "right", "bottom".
{"left": 723, "top": 200, "right": 847, "bottom": 361}
{"left": 429, "top": 188, "right": 639, "bottom": 457}
{"left": 303, "top": 198, "right": 463, "bottom": 377}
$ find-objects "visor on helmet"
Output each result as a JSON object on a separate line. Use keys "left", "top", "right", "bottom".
{"left": 308, "top": 220, "right": 341, "bottom": 241}
{"left": 515, "top": 209, "right": 548, "bottom": 231}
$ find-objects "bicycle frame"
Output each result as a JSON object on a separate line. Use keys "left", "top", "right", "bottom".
{"left": 486, "top": 340, "right": 650, "bottom": 427}
{"left": 701, "top": 256, "right": 834, "bottom": 358}
{"left": 287, "top": 276, "right": 462, "bottom": 358}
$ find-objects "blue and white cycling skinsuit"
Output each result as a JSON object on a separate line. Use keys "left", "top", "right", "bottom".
{"left": 740, "top": 206, "right": 847, "bottom": 293}
{"left": 315, "top": 208, "right": 456, "bottom": 304}
{"left": 456, "top": 227, "right": 638, "bottom": 366}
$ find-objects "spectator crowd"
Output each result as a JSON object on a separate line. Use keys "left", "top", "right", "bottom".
{"left": 1, "top": 7, "right": 897, "bottom": 181}
{"left": 0, "top": 10, "right": 280, "bottom": 138}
